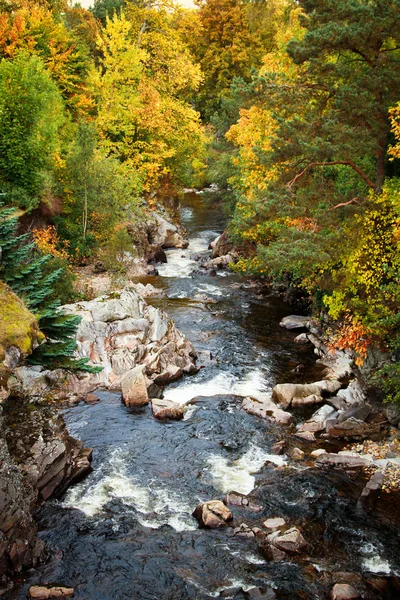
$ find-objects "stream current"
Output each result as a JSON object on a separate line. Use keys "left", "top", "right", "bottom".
{"left": 10, "top": 194, "right": 400, "bottom": 599}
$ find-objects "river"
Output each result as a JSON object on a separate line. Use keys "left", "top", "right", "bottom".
{"left": 9, "top": 193, "right": 400, "bottom": 599}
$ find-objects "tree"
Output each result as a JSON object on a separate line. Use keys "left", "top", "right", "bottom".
{"left": 0, "top": 205, "right": 100, "bottom": 371}
{"left": 95, "top": 11, "right": 206, "bottom": 192}
{"left": 0, "top": 53, "right": 64, "bottom": 210}
{"left": 191, "top": 0, "right": 276, "bottom": 118}
{"left": 0, "top": 0, "right": 94, "bottom": 116}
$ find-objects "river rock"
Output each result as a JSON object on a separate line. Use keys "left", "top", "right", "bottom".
{"left": 264, "top": 517, "right": 286, "bottom": 530}
{"left": 133, "top": 283, "right": 166, "bottom": 298}
{"left": 316, "top": 452, "right": 372, "bottom": 469}
{"left": 299, "top": 405, "right": 337, "bottom": 434}
{"left": 121, "top": 366, "right": 149, "bottom": 407}
{"left": 325, "top": 417, "right": 371, "bottom": 440}
{"left": 241, "top": 396, "right": 294, "bottom": 425}
{"left": 245, "top": 587, "right": 277, "bottom": 599}
{"left": 331, "top": 583, "right": 360, "bottom": 599}
{"left": 292, "top": 447, "right": 305, "bottom": 460}
{"left": 151, "top": 398, "right": 183, "bottom": 420}
{"left": 292, "top": 394, "right": 323, "bottom": 407}
{"left": 294, "top": 333, "right": 310, "bottom": 344}
{"left": 210, "top": 231, "right": 235, "bottom": 258}
{"left": 272, "top": 380, "right": 342, "bottom": 409}
{"left": 279, "top": 315, "right": 310, "bottom": 330}
{"left": 151, "top": 213, "right": 188, "bottom": 249}
{"left": 336, "top": 380, "right": 366, "bottom": 406}
{"left": 193, "top": 500, "right": 233, "bottom": 528}
{"left": 294, "top": 431, "right": 316, "bottom": 442}
{"left": 29, "top": 587, "right": 74, "bottom": 599}
{"left": 272, "top": 527, "right": 307, "bottom": 553}
{"left": 203, "top": 254, "right": 237, "bottom": 270}
{"left": 311, "top": 449, "right": 327, "bottom": 458}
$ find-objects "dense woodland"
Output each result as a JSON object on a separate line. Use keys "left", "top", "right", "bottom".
{"left": 0, "top": 0, "right": 400, "bottom": 401}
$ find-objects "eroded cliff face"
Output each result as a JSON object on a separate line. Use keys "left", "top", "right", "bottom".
{"left": 0, "top": 284, "right": 92, "bottom": 583}
{"left": 0, "top": 397, "right": 93, "bottom": 582}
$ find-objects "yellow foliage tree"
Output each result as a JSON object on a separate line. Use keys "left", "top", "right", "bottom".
{"left": 94, "top": 10, "right": 206, "bottom": 192}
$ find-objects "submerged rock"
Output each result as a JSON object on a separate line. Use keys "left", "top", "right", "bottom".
{"left": 331, "top": 583, "right": 360, "bottom": 599}
{"left": 29, "top": 586, "right": 74, "bottom": 599}
{"left": 193, "top": 500, "right": 233, "bottom": 528}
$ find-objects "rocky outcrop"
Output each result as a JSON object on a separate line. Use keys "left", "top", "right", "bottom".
{"left": 8, "top": 288, "right": 197, "bottom": 403}
{"left": 193, "top": 500, "right": 233, "bottom": 528}
{"left": 128, "top": 209, "right": 188, "bottom": 261}
{"left": 0, "top": 397, "right": 92, "bottom": 579}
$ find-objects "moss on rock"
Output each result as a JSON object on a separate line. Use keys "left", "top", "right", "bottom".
{"left": 0, "top": 281, "right": 43, "bottom": 364}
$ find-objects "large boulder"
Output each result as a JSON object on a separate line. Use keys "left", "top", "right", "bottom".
{"left": 193, "top": 500, "right": 233, "bottom": 528}
{"left": 151, "top": 213, "right": 188, "bottom": 249}
{"left": 272, "top": 380, "right": 342, "bottom": 409}
{"left": 210, "top": 231, "right": 235, "bottom": 258}
{"left": 121, "top": 366, "right": 149, "bottom": 407}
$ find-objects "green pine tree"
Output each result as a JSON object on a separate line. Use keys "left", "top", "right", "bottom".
{"left": 0, "top": 204, "right": 101, "bottom": 372}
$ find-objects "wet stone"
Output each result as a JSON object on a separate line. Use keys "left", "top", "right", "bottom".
{"left": 29, "top": 587, "right": 74, "bottom": 599}
{"left": 193, "top": 500, "right": 233, "bottom": 528}
{"left": 263, "top": 517, "right": 286, "bottom": 530}
{"left": 331, "top": 583, "right": 360, "bottom": 599}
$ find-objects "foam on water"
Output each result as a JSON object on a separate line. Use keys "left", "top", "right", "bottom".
{"left": 158, "top": 234, "right": 210, "bottom": 278}
{"left": 207, "top": 443, "right": 287, "bottom": 495}
{"left": 63, "top": 448, "right": 196, "bottom": 530}
{"left": 164, "top": 368, "right": 272, "bottom": 407}
{"left": 163, "top": 372, "right": 236, "bottom": 405}
{"left": 361, "top": 543, "right": 392, "bottom": 574}
{"left": 63, "top": 448, "right": 150, "bottom": 517}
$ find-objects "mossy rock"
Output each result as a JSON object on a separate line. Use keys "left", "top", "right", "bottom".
{"left": 0, "top": 281, "right": 43, "bottom": 364}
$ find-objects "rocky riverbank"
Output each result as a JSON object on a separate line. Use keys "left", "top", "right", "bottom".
{"left": 0, "top": 280, "right": 197, "bottom": 586}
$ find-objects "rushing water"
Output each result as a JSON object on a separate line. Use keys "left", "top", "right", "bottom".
{"left": 9, "top": 194, "right": 400, "bottom": 599}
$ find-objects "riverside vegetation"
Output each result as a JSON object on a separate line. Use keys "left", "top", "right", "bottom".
{"left": 0, "top": 1, "right": 400, "bottom": 598}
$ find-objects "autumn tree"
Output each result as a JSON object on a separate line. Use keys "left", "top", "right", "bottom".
{"left": 191, "top": 0, "right": 281, "bottom": 119}
{"left": 95, "top": 10, "right": 206, "bottom": 192}
{"left": 0, "top": 0, "right": 94, "bottom": 116}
